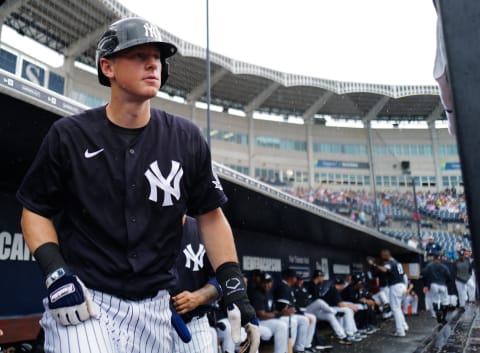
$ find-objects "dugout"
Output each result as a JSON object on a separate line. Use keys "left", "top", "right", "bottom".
{"left": 0, "top": 71, "right": 421, "bottom": 344}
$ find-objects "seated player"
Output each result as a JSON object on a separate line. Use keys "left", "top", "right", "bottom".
{"left": 306, "top": 271, "right": 362, "bottom": 344}
{"left": 249, "top": 272, "right": 289, "bottom": 353}
{"left": 338, "top": 273, "right": 379, "bottom": 334}
{"left": 274, "top": 269, "right": 315, "bottom": 352}
{"left": 294, "top": 275, "right": 333, "bottom": 351}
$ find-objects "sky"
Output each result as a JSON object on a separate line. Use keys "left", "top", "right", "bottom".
{"left": 118, "top": 0, "right": 438, "bottom": 85}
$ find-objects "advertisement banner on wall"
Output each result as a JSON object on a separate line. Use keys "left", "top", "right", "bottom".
{"left": 440, "top": 162, "right": 461, "bottom": 170}
{"left": 315, "top": 160, "right": 370, "bottom": 169}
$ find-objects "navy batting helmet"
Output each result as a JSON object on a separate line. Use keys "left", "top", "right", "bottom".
{"left": 96, "top": 17, "right": 177, "bottom": 87}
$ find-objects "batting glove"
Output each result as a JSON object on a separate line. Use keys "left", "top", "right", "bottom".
{"left": 46, "top": 268, "right": 98, "bottom": 326}
{"left": 216, "top": 262, "right": 260, "bottom": 353}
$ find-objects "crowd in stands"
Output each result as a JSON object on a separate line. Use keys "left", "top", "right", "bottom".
{"left": 268, "top": 184, "right": 472, "bottom": 253}
{"left": 286, "top": 187, "right": 467, "bottom": 226}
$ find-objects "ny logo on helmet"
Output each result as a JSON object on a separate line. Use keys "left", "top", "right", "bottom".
{"left": 145, "top": 160, "right": 183, "bottom": 206}
{"left": 144, "top": 22, "right": 161, "bottom": 39}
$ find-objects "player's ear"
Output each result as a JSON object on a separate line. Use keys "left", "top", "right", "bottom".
{"left": 99, "top": 57, "right": 115, "bottom": 81}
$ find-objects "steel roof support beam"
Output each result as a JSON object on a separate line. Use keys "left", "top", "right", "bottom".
{"left": 64, "top": 25, "right": 109, "bottom": 59}
{"left": 244, "top": 82, "right": 280, "bottom": 114}
{"left": 186, "top": 68, "right": 228, "bottom": 103}
{"left": 303, "top": 90, "right": 334, "bottom": 187}
{"left": 362, "top": 96, "right": 389, "bottom": 230}
{"left": 0, "top": 0, "right": 27, "bottom": 20}
{"left": 302, "top": 91, "right": 334, "bottom": 119}
{"left": 426, "top": 102, "right": 445, "bottom": 123}
{"left": 426, "top": 102, "right": 445, "bottom": 192}
{"left": 0, "top": 0, "right": 28, "bottom": 37}
{"left": 363, "top": 96, "right": 390, "bottom": 122}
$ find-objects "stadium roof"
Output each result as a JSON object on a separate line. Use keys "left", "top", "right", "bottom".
{"left": 0, "top": 0, "right": 443, "bottom": 121}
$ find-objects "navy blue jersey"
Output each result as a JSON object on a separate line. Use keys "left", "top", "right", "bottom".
{"left": 173, "top": 216, "right": 215, "bottom": 321}
{"left": 421, "top": 261, "right": 452, "bottom": 286}
{"left": 294, "top": 284, "right": 312, "bottom": 312}
{"left": 250, "top": 288, "right": 274, "bottom": 313}
{"left": 274, "top": 280, "right": 295, "bottom": 311}
{"left": 426, "top": 242, "right": 443, "bottom": 256}
{"left": 383, "top": 259, "right": 405, "bottom": 286}
{"left": 17, "top": 106, "right": 227, "bottom": 299}
{"left": 321, "top": 284, "right": 342, "bottom": 307}
{"left": 378, "top": 270, "right": 389, "bottom": 287}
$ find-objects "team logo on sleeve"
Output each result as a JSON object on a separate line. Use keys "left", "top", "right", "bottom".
{"left": 212, "top": 169, "right": 223, "bottom": 190}
{"left": 144, "top": 160, "right": 183, "bottom": 206}
{"left": 183, "top": 244, "right": 206, "bottom": 271}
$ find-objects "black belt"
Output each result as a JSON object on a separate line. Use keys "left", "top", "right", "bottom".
{"left": 182, "top": 313, "right": 207, "bottom": 324}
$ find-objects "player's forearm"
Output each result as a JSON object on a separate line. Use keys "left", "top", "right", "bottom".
{"left": 195, "top": 283, "right": 219, "bottom": 306}
{"left": 197, "top": 208, "right": 238, "bottom": 270}
{"left": 21, "top": 208, "right": 59, "bottom": 253}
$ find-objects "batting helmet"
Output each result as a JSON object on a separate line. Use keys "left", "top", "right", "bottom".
{"left": 96, "top": 17, "right": 177, "bottom": 87}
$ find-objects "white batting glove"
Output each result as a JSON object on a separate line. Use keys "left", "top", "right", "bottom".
{"left": 47, "top": 270, "right": 98, "bottom": 326}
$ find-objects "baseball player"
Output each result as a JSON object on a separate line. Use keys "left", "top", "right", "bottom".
{"left": 171, "top": 216, "right": 221, "bottom": 353}
{"left": 465, "top": 250, "right": 477, "bottom": 303}
{"left": 16, "top": 17, "right": 259, "bottom": 353}
{"left": 306, "top": 272, "right": 361, "bottom": 344}
{"left": 274, "top": 269, "right": 313, "bottom": 353}
{"left": 422, "top": 254, "right": 453, "bottom": 324}
{"left": 368, "top": 250, "right": 409, "bottom": 337}
{"left": 293, "top": 276, "right": 333, "bottom": 351}
{"left": 249, "top": 272, "right": 289, "bottom": 353}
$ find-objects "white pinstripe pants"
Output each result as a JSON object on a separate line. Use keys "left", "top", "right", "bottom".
{"left": 172, "top": 315, "right": 216, "bottom": 353}
{"left": 41, "top": 289, "right": 171, "bottom": 353}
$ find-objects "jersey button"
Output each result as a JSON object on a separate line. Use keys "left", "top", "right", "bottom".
{"left": 129, "top": 148, "right": 135, "bottom": 155}
{"left": 131, "top": 183, "right": 136, "bottom": 188}
{"left": 131, "top": 217, "right": 136, "bottom": 223}
{"left": 130, "top": 252, "right": 137, "bottom": 258}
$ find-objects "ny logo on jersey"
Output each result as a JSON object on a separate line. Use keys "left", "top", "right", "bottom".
{"left": 183, "top": 243, "right": 206, "bottom": 271}
{"left": 144, "top": 22, "right": 161, "bottom": 39}
{"left": 145, "top": 160, "right": 183, "bottom": 206}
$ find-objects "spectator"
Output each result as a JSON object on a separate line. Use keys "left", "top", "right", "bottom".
{"left": 425, "top": 235, "right": 443, "bottom": 259}
{"left": 407, "top": 236, "right": 419, "bottom": 249}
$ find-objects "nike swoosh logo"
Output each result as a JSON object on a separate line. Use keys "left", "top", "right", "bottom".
{"left": 84, "top": 148, "right": 104, "bottom": 159}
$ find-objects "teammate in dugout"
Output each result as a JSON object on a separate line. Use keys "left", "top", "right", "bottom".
{"left": 171, "top": 216, "right": 220, "bottom": 353}
{"left": 16, "top": 17, "right": 259, "bottom": 353}
{"left": 367, "top": 250, "right": 409, "bottom": 337}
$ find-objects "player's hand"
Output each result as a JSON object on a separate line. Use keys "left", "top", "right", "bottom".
{"left": 172, "top": 291, "right": 200, "bottom": 315}
{"left": 216, "top": 262, "right": 260, "bottom": 353}
{"left": 47, "top": 272, "right": 98, "bottom": 325}
{"left": 423, "top": 286, "right": 429, "bottom": 294}
{"left": 367, "top": 257, "right": 375, "bottom": 266}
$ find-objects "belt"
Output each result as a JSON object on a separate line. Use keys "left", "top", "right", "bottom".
{"left": 183, "top": 313, "right": 206, "bottom": 324}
